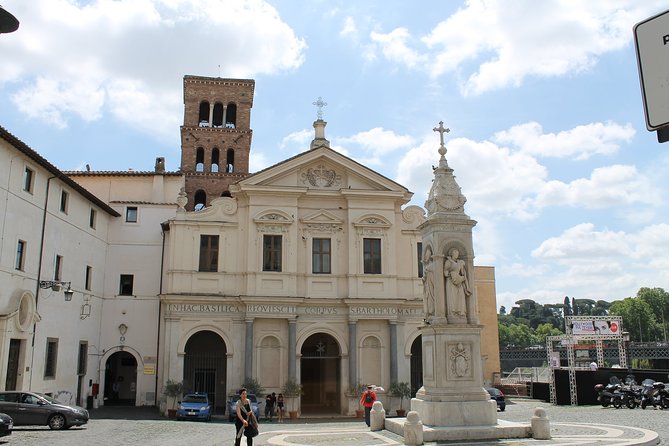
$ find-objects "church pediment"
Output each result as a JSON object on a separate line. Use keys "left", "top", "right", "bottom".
{"left": 300, "top": 209, "right": 344, "bottom": 233}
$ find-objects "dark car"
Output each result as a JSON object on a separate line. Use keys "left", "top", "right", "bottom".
{"left": 0, "top": 391, "right": 89, "bottom": 430}
{"left": 176, "top": 393, "right": 211, "bottom": 421}
{"left": 227, "top": 393, "right": 260, "bottom": 422}
{"left": 487, "top": 388, "right": 506, "bottom": 411}
{"left": 0, "top": 413, "right": 12, "bottom": 437}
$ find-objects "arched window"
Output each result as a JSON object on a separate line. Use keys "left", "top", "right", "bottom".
{"left": 198, "top": 101, "right": 210, "bottom": 127}
{"left": 212, "top": 102, "right": 224, "bottom": 127}
{"left": 194, "top": 190, "right": 206, "bottom": 211}
{"left": 195, "top": 147, "right": 205, "bottom": 172}
{"left": 221, "top": 190, "right": 232, "bottom": 198}
{"left": 211, "top": 148, "right": 220, "bottom": 173}
{"left": 225, "top": 103, "right": 237, "bottom": 128}
{"left": 226, "top": 149, "right": 234, "bottom": 173}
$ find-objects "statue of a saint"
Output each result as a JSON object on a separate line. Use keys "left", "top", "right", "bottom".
{"left": 422, "top": 247, "right": 435, "bottom": 318}
{"left": 443, "top": 248, "right": 471, "bottom": 318}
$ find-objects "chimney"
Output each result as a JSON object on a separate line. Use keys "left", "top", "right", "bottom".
{"left": 155, "top": 157, "right": 165, "bottom": 173}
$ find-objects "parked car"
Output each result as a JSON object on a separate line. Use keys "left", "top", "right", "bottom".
{"left": 176, "top": 393, "right": 211, "bottom": 421}
{"left": 0, "top": 413, "right": 12, "bottom": 437}
{"left": 486, "top": 388, "right": 506, "bottom": 411}
{"left": 227, "top": 393, "right": 260, "bottom": 422}
{"left": 0, "top": 391, "right": 89, "bottom": 430}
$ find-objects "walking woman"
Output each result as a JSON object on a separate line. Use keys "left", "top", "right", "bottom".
{"left": 234, "top": 388, "right": 257, "bottom": 446}
{"left": 276, "top": 393, "right": 284, "bottom": 423}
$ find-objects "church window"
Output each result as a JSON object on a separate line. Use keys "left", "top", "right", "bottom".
{"left": 54, "top": 255, "right": 63, "bottom": 281}
{"left": 119, "top": 274, "right": 134, "bottom": 295}
{"left": 226, "top": 149, "right": 235, "bottom": 173}
{"left": 263, "top": 235, "right": 282, "bottom": 272}
{"left": 194, "top": 190, "right": 206, "bottom": 211}
{"left": 44, "top": 338, "right": 58, "bottom": 378}
{"left": 417, "top": 242, "right": 423, "bottom": 278}
{"left": 23, "top": 166, "right": 34, "bottom": 193}
{"left": 312, "top": 238, "right": 331, "bottom": 274}
{"left": 60, "top": 189, "right": 69, "bottom": 214}
{"left": 363, "top": 238, "right": 381, "bottom": 274}
{"left": 211, "top": 148, "right": 220, "bottom": 173}
{"left": 225, "top": 103, "right": 237, "bottom": 128}
{"left": 199, "top": 235, "right": 219, "bottom": 272}
{"left": 126, "top": 206, "right": 138, "bottom": 223}
{"left": 15, "top": 240, "right": 26, "bottom": 271}
{"left": 212, "top": 102, "right": 224, "bottom": 127}
{"left": 196, "top": 147, "right": 205, "bottom": 172}
{"left": 198, "top": 101, "right": 210, "bottom": 127}
{"left": 221, "top": 190, "right": 232, "bottom": 198}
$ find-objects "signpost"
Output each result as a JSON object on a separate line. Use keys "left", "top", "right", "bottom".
{"left": 634, "top": 9, "right": 669, "bottom": 142}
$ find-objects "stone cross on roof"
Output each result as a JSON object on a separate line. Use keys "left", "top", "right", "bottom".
{"left": 433, "top": 121, "right": 450, "bottom": 156}
{"left": 313, "top": 96, "right": 327, "bottom": 120}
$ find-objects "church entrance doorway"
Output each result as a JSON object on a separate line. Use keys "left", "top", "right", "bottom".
{"left": 183, "top": 330, "right": 227, "bottom": 414}
{"left": 300, "top": 333, "right": 340, "bottom": 415}
{"left": 104, "top": 351, "right": 137, "bottom": 406}
{"left": 410, "top": 335, "right": 423, "bottom": 396}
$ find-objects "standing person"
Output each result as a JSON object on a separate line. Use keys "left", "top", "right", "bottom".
{"left": 276, "top": 393, "right": 284, "bottom": 423}
{"left": 264, "top": 394, "right": 273, "bottom": 422}
{"left": 270, "top": 393, "right": 277, "bottom": 419}
{"left": 235, "top": 388, "right": 257, "bottom": 446}
{"left": 359, "top": 384, "right": 376, "bottom": 427}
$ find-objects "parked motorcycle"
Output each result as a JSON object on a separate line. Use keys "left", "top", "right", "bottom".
{"left": 595, "top": 377, "right": 622, "bottom": 408}
{"left": 640, "top": 379, "right": 669, "bottom": 409}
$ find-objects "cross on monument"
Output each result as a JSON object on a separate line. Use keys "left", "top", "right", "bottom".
{"left": 313, "top": 96, "right": 328, "bottom": 120}
{"left": 433, "top": 121, "right": 450, "bottom": 148}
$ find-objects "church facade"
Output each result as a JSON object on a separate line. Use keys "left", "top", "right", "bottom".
{"left": 0, "top": 75, "right": 500, "bottom": 416}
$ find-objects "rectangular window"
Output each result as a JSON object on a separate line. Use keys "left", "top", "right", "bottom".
{"left": 363, "top": 238, "right": 381, "bottom": 274}
{"left": 15, "top": 240, "right": 26, "bottom": 271}
{"left": 23, "top": 167, "right": 34, "bottom": 193}
{"left": 77, "top": 342, "right": 88, "bottom": 375}
{"left": 125, "top": 206, "right": 138, "bottom": 223}
{"left": 417, "top": 242, "right": 423, "bottom": 278}
{"left": 262, "top": 235, "right": 282, "bottom": 272}
{"left": 312, "top": 238, "right": 331, "bottom": 274}
{"left": 89, "top": 209, "right": 97, "bottom": 229}
{"left": 44, "top": 338, "right": 58, "bottom": 379}
{"left": 54, "top": 255, "right": 63, "bottom": 281}
{"left": 85, "top": 266, "right": 92, "bottom": 291}
{"left": 60, "top": 190, "right": 68, "bottom": 214}
{"left": 199, "top": 235, "right": 219, "bottom": 272}
{"left": 119, "top": 274, "right": 134, "bottom": 295}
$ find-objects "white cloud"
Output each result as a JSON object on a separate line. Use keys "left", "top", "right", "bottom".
{"left": 337, "top": 127, "right": 414, "bottom": 166}
{"left": 280, "top": 129, "right": 312, "bottom": 151}
{"left": 1, "top": 0, "right": 306, "bottom": 138}
{"left": 367, "top": 1, "right": 662, "bottom": 95}
{"left": 494, "top": 122, "right": 635, "bottom": 160}
{"left": 340, "top": 16, "right": 357, "bottom": 38}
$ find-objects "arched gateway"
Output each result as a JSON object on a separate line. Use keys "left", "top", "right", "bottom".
{"left": 183, "top": 330, "right": 227, "bottom": 413}
{"left": 300, "top": 333, "right": 341, "bottom": 414}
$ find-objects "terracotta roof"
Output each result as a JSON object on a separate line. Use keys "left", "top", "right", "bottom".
{"left": 0, "top": 125, "right": 120, "bottom": 217}
{"left": 64, "top": 170, "right": 182, "bottom": 177}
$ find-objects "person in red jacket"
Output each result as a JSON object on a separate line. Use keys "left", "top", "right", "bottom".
{"left": 360, "top": 384, "right": 376, "bottom": 427}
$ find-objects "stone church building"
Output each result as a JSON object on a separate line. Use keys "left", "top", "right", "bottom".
{"left": 0, "top": 75, "right": 500, "bottom": 416}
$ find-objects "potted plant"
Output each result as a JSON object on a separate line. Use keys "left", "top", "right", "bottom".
{"left": 163, "top": 379, "right": 185, "bottom": 418}
{"left": 345, "top": 382, "right": 366, "bottom": 418}
{"left": 242, "top": 377, "right": 265, "bottom": 398}
{"left": 281, "top": 378, "right": 303, "bottom": 419}
{"left": 388, "top": 382, "right": 412, "bottom": 416}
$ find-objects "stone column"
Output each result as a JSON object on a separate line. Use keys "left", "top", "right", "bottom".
{"left": 389, "top": 321, "right": 398, "bottom": 384}
{"left": 222, "top": 105, "right": 227, "bottom": 127}
{"left": 288, "top": 319, "right": 297, "bottom": 380}
{"left": 348, "top": 320, "right": 357, "bottom": 385}
{"left": 208, "top": 102, "right": 214, "bottom": 127}
{"left": 245, "top": 319, "right": 254, "bottom": 379}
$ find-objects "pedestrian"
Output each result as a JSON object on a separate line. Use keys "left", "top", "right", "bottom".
{"left": 590, "top": 361, "right": 598, "bottom": 371}
{"left": 264, "top": 394, "right": 273, "bottom": 422}
{"left": 270, "top": 392, "right": 277, "bottom": 419}
{"left": 277, "top": 393, "right": 284, "bottom": 423}
{"left": 235, "top": 388, "right": 257, "bottom": 446}
{"left": 360, "top": 384, "right": 376, "bottom": 427}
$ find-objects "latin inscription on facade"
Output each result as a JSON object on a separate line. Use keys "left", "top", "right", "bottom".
{"left": 167, "top": 303, "right": 420, "bottom": 317}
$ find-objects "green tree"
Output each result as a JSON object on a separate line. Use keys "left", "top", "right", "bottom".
{"left": 534, "top": 323, "right": 563, "bottom": 345}
{"left": 609, "top": 297, "right": 659, "bottom": 342}
{"left": 636, "top": 287, "right": 669, "bottom": 341}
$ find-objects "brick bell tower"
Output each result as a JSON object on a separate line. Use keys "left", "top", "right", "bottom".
{"left": 180, "top": 75, "right": 254, "bottom": 210}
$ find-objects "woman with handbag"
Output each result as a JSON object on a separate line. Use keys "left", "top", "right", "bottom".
{"left": 234, "top": 388, "right": 258, "bottom": 446}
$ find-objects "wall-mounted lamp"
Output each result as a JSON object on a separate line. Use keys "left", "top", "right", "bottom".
{"left": 39, "top": 281, "right": 74, "bottom": 301}
{"left": 119, "top": 323, "right": 128, "bottom": 344}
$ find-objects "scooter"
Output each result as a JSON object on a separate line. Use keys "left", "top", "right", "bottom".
{"left": 595, "top": 377, "right": 622, "bottom": 408}
{"left": 640, "top": 380, "right": 669, "bottom": 409}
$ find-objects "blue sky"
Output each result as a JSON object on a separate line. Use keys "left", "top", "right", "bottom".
{"left": 1, "top": 0, "right": 668, "bottom": 312}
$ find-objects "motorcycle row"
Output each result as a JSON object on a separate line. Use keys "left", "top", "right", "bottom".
{"left": 595, "top": 375, "right": 669, "bottom": 409}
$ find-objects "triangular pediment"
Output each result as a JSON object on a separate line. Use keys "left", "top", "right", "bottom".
{"left": 301, "top": 209, "right": 343, "bottom": 225}
{"left": 233, "top": 147, "right": 412, "bottom": 200}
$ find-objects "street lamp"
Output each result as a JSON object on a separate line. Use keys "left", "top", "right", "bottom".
{"left": 39, "top": 281, "right": 74, "bottom": 301}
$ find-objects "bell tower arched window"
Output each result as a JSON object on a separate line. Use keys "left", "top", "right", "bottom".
{"left": 198, "top": 101, "right": 210, "bottom": 127}
{"left": 212, "top": 102, "right": 224, "bottom": 127}
{"left": 194, "top": 190, "right": 206, "bottom": 211}
{"left": 226, "top": 149, "right": 235, "bottom": 173}
{"left": 195, "top": 147, "right": 205, "bottom": 172}
{"left": 211, "top": 148, "right": 220, "bottom": 173}
{"left": 225, "top": 103, "right": 237, "bottom": 128}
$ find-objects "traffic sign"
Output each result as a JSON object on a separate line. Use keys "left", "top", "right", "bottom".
{"left": 634, "top": 9, "right": 669, "bottom": 132}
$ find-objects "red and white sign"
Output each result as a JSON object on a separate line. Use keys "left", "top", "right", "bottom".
{"left": 571, "top": 319, "right": 620, "bottom": 335}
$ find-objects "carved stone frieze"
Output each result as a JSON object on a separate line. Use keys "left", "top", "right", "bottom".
{"left": 300, "top": 164, "right": 342, "bottom": 188}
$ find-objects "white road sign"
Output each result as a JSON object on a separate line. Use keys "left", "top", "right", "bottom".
{"left": 634, "top": 9, "right": 669, "bottom": 130}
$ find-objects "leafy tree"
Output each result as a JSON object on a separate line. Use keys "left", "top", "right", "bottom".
{"left": 609, "top": 297, "right": 659, "bottom": 342}
{"left": 499, "top": 306, "right": 506, "bottom": 315}
{"left": 636, "top": 288, "right": 669, "bottom": 341}
{"left": 534, "top": 323, "right": 563, "bottom": 344}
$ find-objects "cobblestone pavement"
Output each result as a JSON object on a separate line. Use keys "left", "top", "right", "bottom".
{"left": 3, "top": 399, "right": 669, "bottom": 446}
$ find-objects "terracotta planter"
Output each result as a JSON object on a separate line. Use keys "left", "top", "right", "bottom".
{"left": 355, "top": 409, "right": 364, "bottom": 418}
{"left": 288, "top": 410, "right": 298, "bottom": 419}
{"left": 396, "top": 409, "right": 406, "bottom": 417}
